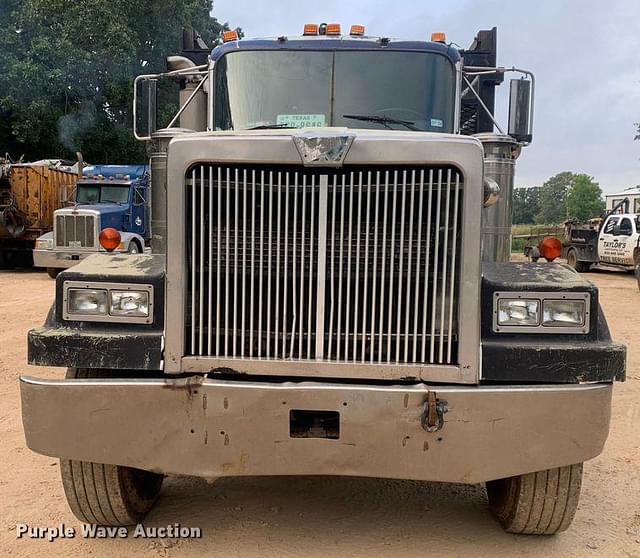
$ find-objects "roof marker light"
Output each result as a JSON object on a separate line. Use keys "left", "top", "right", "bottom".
{"left": 222, "top": 30, "right": 239, "bottom": 42}
{"left": 325, "top": 23, "right": 341, "bottom": 35}
{"left": 350, "top": 24, "right": 365, "bottom": 36}
{"left": 431, "top": 31, "right": 447, "bottom": 43}
{"left": 303, "top": 23, "right": 319, "bottom": 35}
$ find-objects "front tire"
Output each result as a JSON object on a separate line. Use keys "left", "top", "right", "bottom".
{"left": 128, "top": 241, "right": 140, "bottom": 254}
{"left": 47, "top": 267, "right": 61, "bottom": 279}
{"left": 59, "top": 368, "right": 163, "bottom": 525}
{"left": 486, "top": 463, "right": 583, "bottom": 535}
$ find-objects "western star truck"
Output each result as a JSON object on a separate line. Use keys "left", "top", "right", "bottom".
{"left": 33, "top": 165, "right": 151, "bottom": 278}
{"left": 20, "top": 25, "right": 625, "bottom": 534}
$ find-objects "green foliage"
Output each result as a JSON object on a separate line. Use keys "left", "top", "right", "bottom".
{"left": 512, "top": 186, "right": 541, "bottom": 224}
{"left": 566, "top": 174, "right": 605, "bottom": 221}
{"left": 535, "top": 171, "right": 574, "bottom": 224}
{"left": 0, "top": 0, "right": 235, "bottom": 163}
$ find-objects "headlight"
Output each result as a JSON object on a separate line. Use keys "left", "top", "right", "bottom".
{"left": 36, "top": 238, "right": 53, "bottom": 250}
{"left": 498, "top": 299, "right": 539, "bottom": 326}
{"left": 63, "top": 281, "right": 153, "bottom": 323}
{"left": 67, "top": 289, "right": 108, "bottom": 315}
{"left": 110, "top": 290, "right": 149, "bottom": 317}
{"left": 493, "top": 292, "right": 590, "bottom": 334}
{"left": 542, "top": 300, "right": 586, "bottom": 327}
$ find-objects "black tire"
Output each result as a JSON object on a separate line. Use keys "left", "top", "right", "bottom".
{"left": 47, "top": 267, "right": 61, "bottom": 279}
{"left": 486, "top": 463, "right": 583, "bottom": 535}
{"left": 59, "top": 368, "right": 163, "bottom": 525}
{"left": 566, "top": 249, "right": 588, "bottom": 272}
{"left": 128, "top": 240, "right": 140, "bottom": 254}
{"left": 635, "top": 259, "right": 640, "bottom": 291}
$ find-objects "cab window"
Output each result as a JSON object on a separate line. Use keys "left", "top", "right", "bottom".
{"left": 603, "top": 216, "right": 619, "bottom": 234}
{"left": 619, "top": 218, "right": 633, "bottom": 236}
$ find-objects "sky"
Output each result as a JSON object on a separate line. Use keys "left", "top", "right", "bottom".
{"left": 211, "top": 0, "right": 640, "bottom": 194}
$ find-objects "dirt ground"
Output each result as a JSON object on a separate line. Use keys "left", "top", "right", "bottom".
{"left": 0, "top": 265, "right": 639, "bottom": 557}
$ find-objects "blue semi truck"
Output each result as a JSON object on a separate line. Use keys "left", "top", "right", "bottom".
{"left": 33, "top": 165, "right": 150, "bottom": 278}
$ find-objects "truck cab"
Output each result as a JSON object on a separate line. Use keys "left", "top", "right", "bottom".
{"left": 33, "top": 164, "right": 150, "bottom": 277}
{"left": 597, "top": 213, "right": 640, "bottom": 266}
{"left": 20, "top": 25, "right": 625, "bottom": 534}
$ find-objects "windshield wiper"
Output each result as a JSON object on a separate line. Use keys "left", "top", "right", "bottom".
{"left": 342, "top": 114, "right": 419, "bottom": 131}
{"left": 246, "top": 123, "right": 297, "bottom": 130}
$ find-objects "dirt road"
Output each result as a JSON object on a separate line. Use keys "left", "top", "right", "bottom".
{"left": 1, "top": 267, "right": 638, "bottom": 557}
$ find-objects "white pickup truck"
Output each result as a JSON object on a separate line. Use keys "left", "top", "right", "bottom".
{"left": 564, "top": 210, "right": 640, "bottom": 286}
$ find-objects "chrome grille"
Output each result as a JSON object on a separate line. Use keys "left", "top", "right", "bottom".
{"left": 186, "top": 165, "right": 462, "bottom": 364}
{"left": 55, "top": 214, "right": 96, "bottom": 248}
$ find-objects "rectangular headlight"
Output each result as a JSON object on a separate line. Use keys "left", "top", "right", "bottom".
{"left": 36, "top": 238, "right": 53, "bottom": 250}
{"left": 497, "top": 299, "right": 540, "bottom": 326}
{"left": 110, "top": 291, "right": 149, "bottom": 317}
{"left": 67, "top": 289, "right": 108, "bottom": 315}
{"left": 493, "top": 291, "right": 590, "bottom": 334}
{"left": 63, "top": 281, "right": 154, "bottom": 323}
{"left": 542, "top": 300, "right": 586, "bottom": 327}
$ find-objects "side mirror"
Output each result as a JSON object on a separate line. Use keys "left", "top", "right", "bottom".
{"left": 508, "top": 78, "right": 533, "bottom": 144}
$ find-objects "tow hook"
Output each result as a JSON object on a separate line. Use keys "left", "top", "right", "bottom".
{"left": 421, "top": 391, "right": 449, "bottom": 432}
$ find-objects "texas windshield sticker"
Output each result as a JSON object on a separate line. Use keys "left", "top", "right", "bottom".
{"left": 276, "top": 114, "right": 326, "bottom": 128}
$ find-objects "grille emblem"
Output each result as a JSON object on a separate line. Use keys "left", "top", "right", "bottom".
{"left": 293, "top": 131, "right": 355, "bottom": 167}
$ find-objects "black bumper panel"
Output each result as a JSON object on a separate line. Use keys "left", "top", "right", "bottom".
{"left": 481, "top": 262, "right": 626, "bottom": 383}
{"left": 482, "top": 340, "right": 626, "bottom": 383}
{"left": 28, "top": 326, "right": 163, "bottom": 370}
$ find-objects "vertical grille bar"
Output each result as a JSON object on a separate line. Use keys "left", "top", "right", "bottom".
{"left": 438, "top": 169, "right": 453, "bottom": 363}
{"left": 289, "top": 172, "right": 298, "bottom": 358}
{"left": 404, "top": 170, "right": 416, "bottom": 362}
{"left": 187, "top": 164, "right": 462, "bottom": 366}
{"left": 447, "top": 174, "right": 461, "bottom": 363}
{"left": 395, "top": 170, "right": 407, "bottom": 362}
{"left": 190, "top": 168, "right": 196, "bottom": 355}
{"left": 207, "top": 166, "right": 213, "bottom": 355}
{"left": 241, "top": 169, "right": 247, "bottom": 355}
{"left": 198, "top": 165, "right": 205, "bottom": 355}
{"left": 370, "top": 171, "right": 380, "bottom": 363}
{"left": 216, "top": 167, "right": 222, "bottom": 355}
{"left": 315, "top": 175, "right": 328, "bottom": 359}
{"left": 282, "top": 173, "right": 290, "bottom": 358}
{"left": 250, "top": 170, "right": 256, "bottom": 357}
{"left": 361, "top": 171, "right": 372, "bottom": 362}
{"left": 429, "top": 169, "right": 443, "bottom": 362}
{"left": 298, "top": 175, "right": 306, "bottom": 358}
{"left": 274, "top": 172, "right": 281, "bottom": 358}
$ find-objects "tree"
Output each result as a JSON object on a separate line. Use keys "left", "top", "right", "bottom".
{"left": 512, "top": 186, "right": 541, "bottom": 224}
{"left": 566, "top": 174, "right": 605, "bottom": 221}
{"left": 535, "top": 172, "right": 574, "bottom": 224}
{"left": 0, "top": 1, "right": 237, "bottom": 163}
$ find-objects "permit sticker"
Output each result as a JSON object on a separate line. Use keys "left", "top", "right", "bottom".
{"left": 430, "top": 118, "right": 444, "bottom": 128}
{"left": 276, "top": 114, "right": 326, "bottom": 128}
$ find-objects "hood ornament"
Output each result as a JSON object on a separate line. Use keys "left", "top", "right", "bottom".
{"left": 293, "top": 131, "right": 355, "bottom": 167}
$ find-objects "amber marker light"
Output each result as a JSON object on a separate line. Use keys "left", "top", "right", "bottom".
{"left": 539, "top": 236, "right": 562, "bottom": 262}
{"left": 99, "top": 228, "right": 122, "bottom": 252}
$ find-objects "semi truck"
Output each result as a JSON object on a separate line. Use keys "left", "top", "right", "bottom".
{"left": 0, "top": 159, "right": 78, "bottom": 268}
{"left": 33, "top": 164, "right": 151, "bottom": 278}
{"left": 20, "top": 25, "right": 625, "bottom": 534}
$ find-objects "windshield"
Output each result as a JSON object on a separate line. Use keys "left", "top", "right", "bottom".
{"left": 214, "top": 50, "right": 455, "bottom": 132}
{"left": 76, "top": 184, "right": 129, "bottom": 204}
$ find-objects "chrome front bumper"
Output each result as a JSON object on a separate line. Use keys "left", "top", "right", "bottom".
{"left": 33, "top": 249, "right": 91, "bottom": 269}
{"left": 20, "top": 376, "right": 612, "bottom": 483}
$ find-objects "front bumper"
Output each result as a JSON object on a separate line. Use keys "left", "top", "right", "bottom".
{"left": 20, "top": 376, "right": 612, "bottom": 483}
{"left": 33, "top": 249, "right": 91, "bottom": 269}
